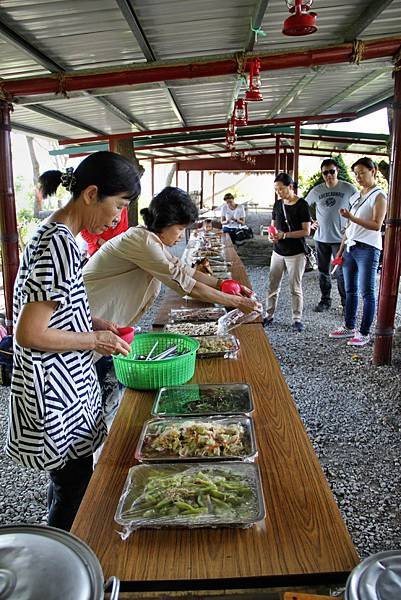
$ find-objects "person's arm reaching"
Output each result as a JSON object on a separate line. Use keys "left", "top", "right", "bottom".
{"left": 15, "top": 301, "right": 131, "bottom": 356}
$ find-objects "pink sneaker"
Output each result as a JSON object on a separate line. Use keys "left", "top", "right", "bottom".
{"left": 329, "top": 326, "right": 355, "bottom": 339}
{"left": 347, "top": 333, "right": 370, "bottom": 347}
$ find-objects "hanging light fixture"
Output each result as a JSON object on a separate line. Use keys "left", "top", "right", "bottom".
{"left": 245, "top": 57, "right": 263, "bottom": 102}
{"left": 233, "top": 98, "right": 248, "bottom": 126}
{"left": 282, "top": 0, "right": 317, "bottom": 36}
{"left": 225, "top": 117, "right": 237, "bottom": 149}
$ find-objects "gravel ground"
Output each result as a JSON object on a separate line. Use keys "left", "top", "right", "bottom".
{"left": 1, "top": 226, "right": 400, "bottom": 560}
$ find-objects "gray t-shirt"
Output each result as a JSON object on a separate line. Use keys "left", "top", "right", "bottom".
{"left": 305, "top": 180, "right": 357, "bottom": 243}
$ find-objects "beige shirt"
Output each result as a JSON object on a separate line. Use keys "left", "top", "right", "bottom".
{"left": 83, "top": 226, "right": 196, "bottom": 325}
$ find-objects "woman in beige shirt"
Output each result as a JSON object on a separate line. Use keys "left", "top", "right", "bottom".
{"left": 83, "top": 187, "right": 261, "bottom": 326}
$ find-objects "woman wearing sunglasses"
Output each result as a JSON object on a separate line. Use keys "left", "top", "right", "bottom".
{"left": 329, "top": 157, "right": 387, "bottom": 347}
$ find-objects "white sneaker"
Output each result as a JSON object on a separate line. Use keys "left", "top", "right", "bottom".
{"left": 329, "top": 326, "right": 355, "bottom": 339}
{"left": 347, "top": 333, "right": 370, "bottom": 347}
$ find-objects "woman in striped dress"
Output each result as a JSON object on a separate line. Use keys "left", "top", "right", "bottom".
{"left": 6, "top": 151, "right": 140, "bottom": 531}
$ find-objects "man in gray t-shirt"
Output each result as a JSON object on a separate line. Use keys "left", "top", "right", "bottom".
{"left": 305, "top": 159, "right": 357, "bottom": 312}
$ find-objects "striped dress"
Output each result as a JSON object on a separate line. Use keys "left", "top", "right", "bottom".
{"left": 6, "top": 223, "right": 106, "bottom": 472}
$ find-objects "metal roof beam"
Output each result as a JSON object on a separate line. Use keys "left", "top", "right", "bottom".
{"left": 0, "top": 17, "right": 134, "bottom": 135}
{"left": 49, "top": 126, "right": 388, "bottom": 156}
{"left": 116, "top": 0, "right": 186, "bottom": 126}
{"left": 340, "top": 0, "right": 396, "bottom": 43}
{"left": 226, "top": 0, "right": 271, "bottom": 119}
{"left": 311, "top": 70, "right": 386, "bottom": 114}
{"left": 4, "top": 37, "right": 401, "bottom": 99}
{"left": 353, "top": 90, "right": 395, "bottom": 114}
{"left": 267, "top": 67, "right": 325, "bottom": 118}
{"left": 58, "top": 111, "right": 357, "bottom": 145}
{"left": 11, "top": 122, "right": 64, "bottom": 140}
{"left": 27, "top": 105, "right": 106, "bottom": 136}
{"left": 245, "top": 0, "right": 271, "bottom": 53}
{"left": 0, "top": 17, "right": 63, "bottom": 72}
{"left": 86, "top": 94, "right": 146, "bottom": 130}
{"left": 356, "top": 95, "right": 393, "bottom": 119}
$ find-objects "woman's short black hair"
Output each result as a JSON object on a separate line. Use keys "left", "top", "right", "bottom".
{"left": 274, "top": 172, "right": 294, "bottom": 186}
{"left": 351, "top": 157, "right": 377, "bottom": 171}
{"left": 39, "top": 151, "right": 141, "bottom": 202}
{"left": 140, "top": 187, "right": 199, "bottom": 233}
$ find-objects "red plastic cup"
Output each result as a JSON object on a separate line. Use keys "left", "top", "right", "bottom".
{"left": 220, "top": 279, "right": 242, "bottom": 295}
{"left": 117, "top": 326, "right": 135, "bottom": 344}
{"left": 267, "top": 225, "right": 278, "bottom": 236}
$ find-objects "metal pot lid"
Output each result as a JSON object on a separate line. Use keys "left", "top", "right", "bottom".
{"left": 0, "top": 524, "right": 103, "bottom": 600}
{"left": 345, "top": 551, "right": 401, "bottom": 600}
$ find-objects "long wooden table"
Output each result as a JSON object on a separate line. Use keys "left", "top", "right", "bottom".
{"left": 72, "top": 323, "right": 358, "bottom": 592}
{"left": 152, "top": 235, "right": 262, "bottom": 327}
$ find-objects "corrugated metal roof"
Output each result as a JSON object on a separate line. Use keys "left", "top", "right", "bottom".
{"left": 0, "top": 0, "right": 399, "bottom": 158}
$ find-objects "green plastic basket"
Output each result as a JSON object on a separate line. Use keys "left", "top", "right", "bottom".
{"left": 112, "top": 332, "right": 200, "bottom": 390}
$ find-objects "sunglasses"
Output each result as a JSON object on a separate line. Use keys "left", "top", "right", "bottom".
{"left": 322, "top": 169, "right": 336, "bottom": 176}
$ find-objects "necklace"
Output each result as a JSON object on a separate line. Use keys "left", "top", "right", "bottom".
{"left": 361, "top": 184, "right": 377, "bottom": 196}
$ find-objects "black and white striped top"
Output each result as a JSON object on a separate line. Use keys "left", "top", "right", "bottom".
{"left": 6, "top": 223, "right": 106, "bottom": 472}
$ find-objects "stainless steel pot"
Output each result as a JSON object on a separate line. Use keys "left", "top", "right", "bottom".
{"left": 345, "top": 550, "right": 401, "bottom": 600}
{"left": 0, "top": 525, "right": 119, "bottom": 600}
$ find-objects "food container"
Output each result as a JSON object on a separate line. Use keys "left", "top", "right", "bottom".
{"left": 195, "top": 334, "right": 240, "bottom": 358}
{"left": 0, "top": 524, "right": 119, "bottom": 599}
{"left": 151, "top": 383, "right": 254, "bottom": 416}
{"left": 164, "top": 321, "right": 218, "bottom": 336}
{"left": 113, "top": 333, "right": 199, "bottom": 390}
{"left": 115, "top": 462, "right": 265, "bottom": 537}
{"left": 135, "top": 415, "right": 257, "bottom": 462}
{"left": 169, "top": 307, "right": 226, "bottom": 323}
{"left": 344, "top": 550, "right": 401, "bottom": 600}
{"left": 209, "top": 264, "right": 230, "bottom": 272}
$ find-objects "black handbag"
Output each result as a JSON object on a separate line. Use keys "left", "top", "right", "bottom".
{"left": 303, "top": 241, "right": 318, "bottom": 271}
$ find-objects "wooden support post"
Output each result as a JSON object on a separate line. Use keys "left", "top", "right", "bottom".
{"left": 186, "top": 171, "right": 190, "bottom": 193}
{"left": 374, "top": 66, "right": 401, "bottom": 365}
{"left": 200, "top": 170, "right": 204, "bottom": 209}
{"left": 294, "top": 120, "right": 300, "bottom": 191}
{"left": 0, "top": 100, "right": 20, "bottom": 333}
{"left": 275, "top": 135, "right": 281, "bottom": 175}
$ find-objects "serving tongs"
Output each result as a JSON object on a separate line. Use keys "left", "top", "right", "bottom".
{"left": 152, "top": 345, "right": 179, "bottom": 360}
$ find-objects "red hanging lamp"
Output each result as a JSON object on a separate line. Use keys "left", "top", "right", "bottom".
{"left": 225, "top": 117, "right": 237, "bottom": 149}
{"left": 232, "top": 97, "right": 248, "bottom": 126}
{"left": 282, "top": 0, "right": 317, "bottom": 36}
{"left": 245, "top": 57, "right": 263, "bottom": 102}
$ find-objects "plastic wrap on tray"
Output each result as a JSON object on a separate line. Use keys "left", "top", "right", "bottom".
{"left": 151, "top": 383, "right": 254, "bottom": 416}
{"left": 135, "top": 415, "right": 257, "bottom": 462}
{"left": 164, "top": 321, "right": 218, "bottom": 336}
{"left": 216, "top": 307, "right": 262, "bottom": 334}
{"left": 115, "top": 462, "right": 265, "bottom": 537}
{"left": 169, "top": 307, "right": 226, "bottom": 323}
{"left": 195, "top": 334, "right": 240, "bottom": 359}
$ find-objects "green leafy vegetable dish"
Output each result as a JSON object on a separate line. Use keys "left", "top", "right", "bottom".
{"left": 115, "top": 463, "right": 264, "bottom": 528}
